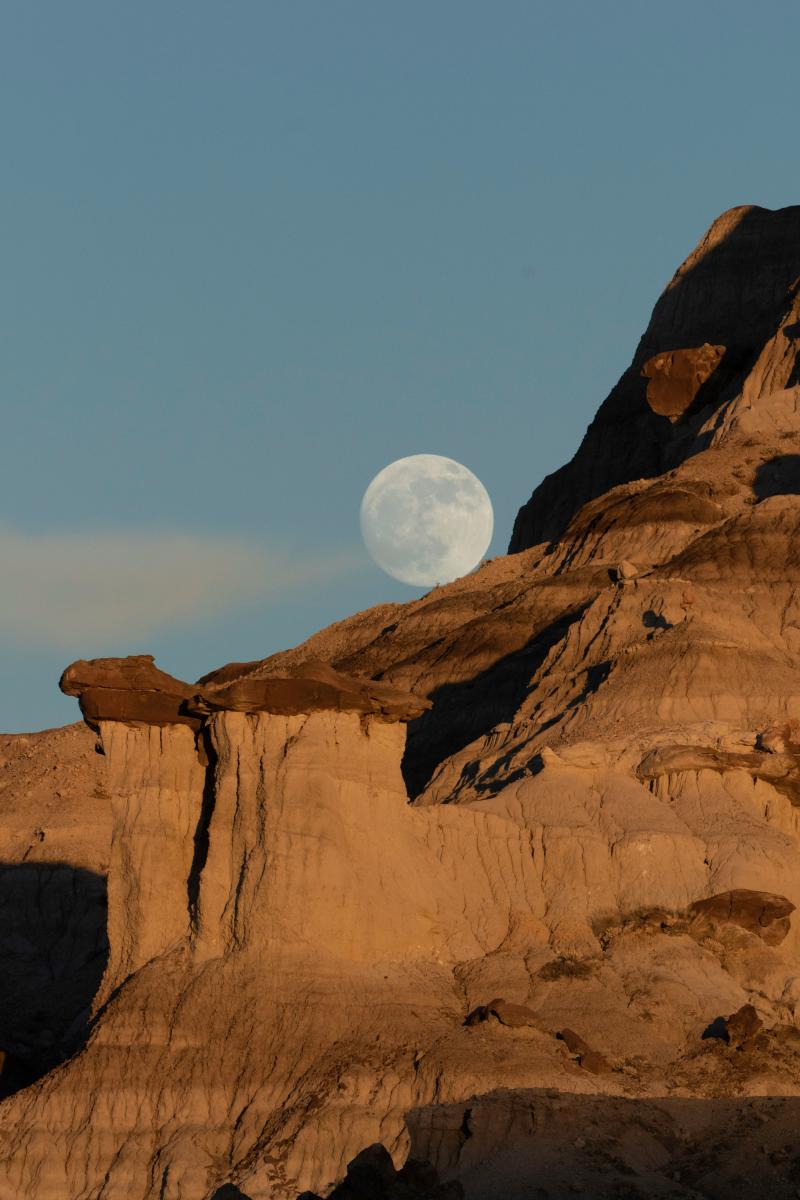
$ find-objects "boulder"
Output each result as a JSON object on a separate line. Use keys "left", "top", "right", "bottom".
{"left": 690, "top": 890, "right": 795, "bottom": 946}
{"left": 725, "top": 1004, "right": 763, "bottom": 1047}
{"left": 641, "top": 343, "right": 726, "bottom": 419}
{"left": 556, "top": 1029, "right": 611, "bottom": 1074}
{"left": 465, "top": 998, "right": 542, "bottom": 1029}
{"left": 60, "top": 655, "right": 198, "bottom": 729}
{"left": 610, "top": 560, "right": 638, "bottom": 582}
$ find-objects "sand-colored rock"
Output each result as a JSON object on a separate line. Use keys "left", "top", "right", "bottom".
{"left": 3, "top": 204, "right": 800, "bottom": 1196}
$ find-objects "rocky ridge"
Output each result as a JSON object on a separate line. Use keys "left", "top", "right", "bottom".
{"left": 0, "top": 204, "right": 800, "bottom": 1197}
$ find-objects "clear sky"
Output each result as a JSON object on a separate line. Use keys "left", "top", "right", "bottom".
{"left": 2, "top": 1, "right": 799, "bottom": 732}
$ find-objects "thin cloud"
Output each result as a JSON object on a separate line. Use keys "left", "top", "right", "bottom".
{"left": 0, "top": 525, "right": 356, "bottom": 649}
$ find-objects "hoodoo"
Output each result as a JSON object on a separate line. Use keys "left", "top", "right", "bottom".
{"left": 3, "top": 205, "right": 800, "bottom": 1197}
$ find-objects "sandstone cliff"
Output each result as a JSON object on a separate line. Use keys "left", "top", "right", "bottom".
{"left": 1, "top": 204, "right": 800, "bottom": 1198}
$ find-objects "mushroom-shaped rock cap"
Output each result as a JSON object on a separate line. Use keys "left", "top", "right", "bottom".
{"left": 187, "top": 658, "right": 430, "bottom": 722}
{"left": 60, "top": 655, "right": 199, "bottom": 730}
{"left": 60, "top": 654, "right": 429, "bottom": 728}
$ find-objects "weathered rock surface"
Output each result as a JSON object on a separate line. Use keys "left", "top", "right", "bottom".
{"left": 509, "top": 202, "right": 800, "bottom": 549}
{"left": 642, "top": 342, "right": 727, "bottom": 419}
{"left": 2, "top": 204, "right": 800, "bottom": 1196}
{"left": 690, "top": 889, "right": 796, "bottom": 946}
{"left": 60, "top": 655, "right": 429, "bottom": 729}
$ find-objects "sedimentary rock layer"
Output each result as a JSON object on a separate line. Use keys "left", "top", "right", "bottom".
{"left": 2, "top": 204, "right": 800, "bottom": 1197}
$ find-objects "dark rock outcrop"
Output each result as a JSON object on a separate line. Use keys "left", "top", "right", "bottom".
{"left": 298, "top": 1144, "right": 463, "bottom": 1200}
{"left": 641, "top": 343, "right": 726, "bottom": 419}
{"left": 690, "top": 890, "right": 796, "bottom": 946}
{"left": 509, "top": 204, "right": 800, "bottom": 550}
{"left": 465, "top": 997, "right": 542, "bottom": 1029}
{"left": 724, "top": 1003, "right": 763, "bottom": 1047}
{"left": 189, "top": 659, "right": 430, "bottom": 722}
{"left": 60, "top": 655, "right": 198, "bottom": 730}
{"left": 60, "top": 655, "right": 430, "bottom": 729}
{"left": 556, "top": 1028, "right": 611, "bottom": 1074}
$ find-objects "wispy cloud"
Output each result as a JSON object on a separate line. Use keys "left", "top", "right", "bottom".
{"left": 0, "top": 525, "right": 357, "bottom": 649}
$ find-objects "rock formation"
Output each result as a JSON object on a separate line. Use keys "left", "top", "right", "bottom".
{"left": 2, "top": 203, "right": 800, "bottom": 1196}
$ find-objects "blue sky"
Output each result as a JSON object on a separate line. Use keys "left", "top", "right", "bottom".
{"left": 2, "top": 1, "right": 799, "bottom": 731}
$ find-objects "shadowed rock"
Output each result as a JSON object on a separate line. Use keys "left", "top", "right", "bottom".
{"left": 298, "top": 1144, "right": 463, "bottom": 1200}
{"left": 0, "top": 861, "right": 108, "bottom": 1097}
{"left": 465, "top": 997, "right": 543, "bottom": 1029}
{"left": 725, "top": 1003, "right": 763, "bottom": 1047}
{"left": 690, "top": 890, "right": 795, "bottom": 945}
{"left": 556, "top": 1028, "right": 611, "bottom": 1074}
{"left": 510, "top": 203, "right": 800, "bottom": 550}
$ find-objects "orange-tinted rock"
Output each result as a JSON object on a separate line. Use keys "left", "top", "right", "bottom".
{"left": 60, "top": 654, "right": 430, "bottom": 730}
{"left": 556, "top": 1028, "right": 611, "bottom": 1074}
{"left": 690, "top": 890, "right": 795, "bottom": 945}
{"left": 465, "top": 998, "right": 542, "bottom": 1029}
{"left": 771, "top": 1024, "right": 800, "bottom": 1049}
{"left": 510, "top": 204, "right": 800, "bottom": 550}
{"left": 725, "top": 1003, "right": 763, "bottom": 1047}
{"left": 641, "top": 343, "right": 725, "bottom": 419}
{"left": 488, "top": 998, "right": 542, "bottom": 1029}
{"left": 60, "top": 655, "right": 198, "bottom": 729}
{"left": 8, "top": 204, "right": 800, "bottom": 1198}
{"left": 189, "top": 658, "right": 430, "bottom": 723}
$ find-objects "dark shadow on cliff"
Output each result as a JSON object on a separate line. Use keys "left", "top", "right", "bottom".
{"left": 295, "top": 1142, "right": 461, "bottom": 1200}
{"left": 398, "top": 1089, "right": 800, "bottom": 1198}
{"left": 0, "top": 861, "right": 108, "bottom": 1099}
{"left": 188, "top": 727, "right": 218, "bottom": 931}
{"left": 295, "top": 1089, "right": 800, "bottom": 1198}
{"left": 754, "top": 455, "right": 800, "bottom": 499}
{"left": 402, "top": 604, "right": 592, "bottom": 800}
{"left": 510, "top": 204, "right": 800, "bottom": 552}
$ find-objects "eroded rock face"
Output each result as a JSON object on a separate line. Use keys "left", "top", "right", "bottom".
{"left": 4, "top": 205, "right": 800, "bottom": 1197}
{"left": 509, "top": 203, "right": 800, "bottom": 549}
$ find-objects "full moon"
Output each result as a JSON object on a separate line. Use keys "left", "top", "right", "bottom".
{"left": 360, "top": 454, "right": 494, "bottom": 587}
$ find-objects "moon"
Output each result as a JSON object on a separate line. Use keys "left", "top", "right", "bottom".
{"left": 360, "top": 454, "right": 494, "bottom": 587}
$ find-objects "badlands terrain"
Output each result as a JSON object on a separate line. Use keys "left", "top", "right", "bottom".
{"left": 2, "top": 203, "right": 800, "bottom": 1198}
